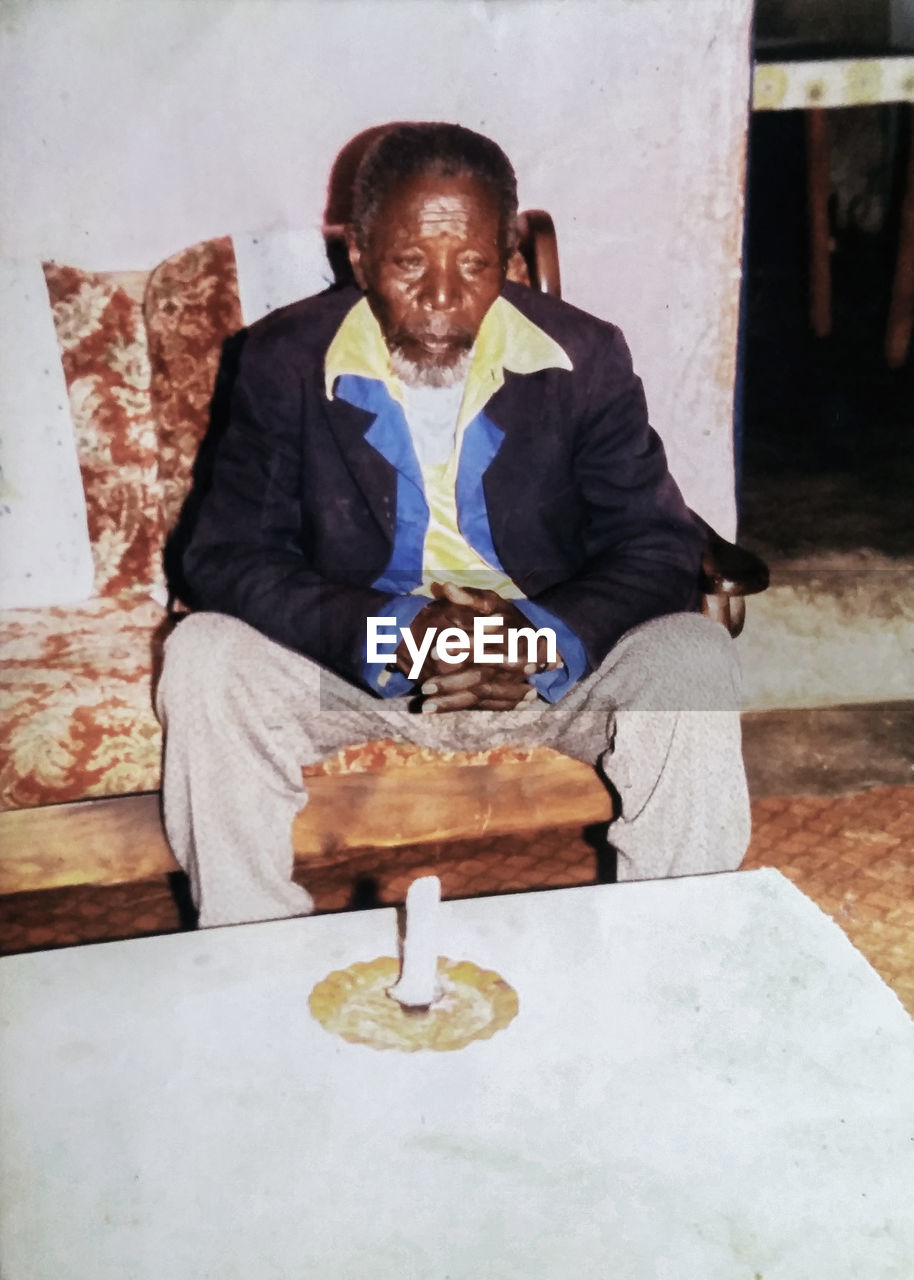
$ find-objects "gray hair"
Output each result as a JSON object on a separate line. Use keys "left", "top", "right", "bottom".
{"left": 350, "top": 122, "right": 518, "bottom": 258}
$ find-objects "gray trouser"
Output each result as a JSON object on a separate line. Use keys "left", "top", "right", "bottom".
{"left": 155, "top": 611, "right": 750, "bottom": 927}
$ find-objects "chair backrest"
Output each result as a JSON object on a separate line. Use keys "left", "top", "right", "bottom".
{"left": 514, "top": 210, "right": 561, "bottom": 297}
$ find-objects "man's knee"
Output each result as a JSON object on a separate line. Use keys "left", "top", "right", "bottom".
{"left": 159, "top": 610, "right": 328, "bottom": 729}
{"left": 161, "top": 611, "right": 242, "bottom": 685}
{"left": 609, "top": 612, "right": 741, "bottom": 711}
{"left": 158, "top": 611, "right": 276, "bottom": 720}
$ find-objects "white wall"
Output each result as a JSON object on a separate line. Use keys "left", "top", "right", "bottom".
{"left": 0, "top": 0, "right": 753, "bottom": 535}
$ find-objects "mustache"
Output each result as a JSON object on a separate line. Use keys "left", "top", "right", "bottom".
{"left": 389, "top": 323, "right": 475, "bottom": 351}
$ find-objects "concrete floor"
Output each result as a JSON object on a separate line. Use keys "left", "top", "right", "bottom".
{"left": 738, "top": 105, "right": 913, "bottom": 790}
{"left": 743, "top": 702, "right": 914, "bottom": 796}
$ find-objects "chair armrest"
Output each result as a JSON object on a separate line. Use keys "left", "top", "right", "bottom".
{"left": 690, "top": 511, "right": 770, "bottom": 597}
{"left": 688, "top": 511, "right": 769, "bottom": 639}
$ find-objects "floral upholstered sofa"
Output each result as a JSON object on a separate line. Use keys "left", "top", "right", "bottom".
{"left": 0, "top": 225, "right": 766, "bottom": 903}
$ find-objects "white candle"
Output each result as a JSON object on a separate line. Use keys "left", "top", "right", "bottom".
{"left": 387, "top": 875, "right": 442, "bottom": 1009}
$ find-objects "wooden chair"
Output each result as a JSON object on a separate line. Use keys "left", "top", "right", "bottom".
{"left": 288, "top": 210, "right": 769, "bottom": 876}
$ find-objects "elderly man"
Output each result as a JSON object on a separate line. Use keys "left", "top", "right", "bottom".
{"left": 157, "top": 122, "right": 749, "bottom": 927}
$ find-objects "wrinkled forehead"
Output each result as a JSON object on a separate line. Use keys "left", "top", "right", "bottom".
{"left": 374, "top": 170, "right": 502, "bottom": 242}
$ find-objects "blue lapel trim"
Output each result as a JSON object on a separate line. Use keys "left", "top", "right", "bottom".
{"left": 335, "top": 375, "right": 428, "bottom": 593}
{"left": 456, "top": 410, "right": 508, "bottom": 572}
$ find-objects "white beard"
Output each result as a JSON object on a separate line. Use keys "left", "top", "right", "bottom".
{"left": 389, "top": 345, "right": 474, "bottom": 389}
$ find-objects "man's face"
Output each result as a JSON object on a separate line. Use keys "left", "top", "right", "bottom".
{"left": 348, "top": 172, "right": 506, "bottom": 385}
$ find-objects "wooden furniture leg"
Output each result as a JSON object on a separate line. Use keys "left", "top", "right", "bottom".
{"left": 806, "top": 107, "right": 832, "bottom": 339}
{"left": 885, "top": 105, "right": 914, "bottom": 369}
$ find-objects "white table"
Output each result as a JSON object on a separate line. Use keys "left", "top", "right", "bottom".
{"left": 2, "top": 868, "right": 912, "bottom": 1279}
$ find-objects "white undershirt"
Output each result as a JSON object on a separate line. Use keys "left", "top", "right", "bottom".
{"left": 400, "top": 380, "right": 466, "bottom": 467}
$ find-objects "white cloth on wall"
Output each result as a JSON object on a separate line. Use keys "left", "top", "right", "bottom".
{"left": 0, "top": 259, "right": 93, "bottom": 609}
{"left": 232, "top": 228, "right": 334, "bottom": 325}
{"left": 1, "top": 0, "right": 753, "bottom": 536}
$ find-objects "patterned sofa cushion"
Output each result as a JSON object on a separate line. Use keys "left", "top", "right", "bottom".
{"left": 145, "top": 236, "right": 243, "bottom": 531}
{"left": 0, "top": 596, "right": 170, "bottom": 809}
{"left": 42, "top": 263, "right": 163, "bottom": 597}
{"left": 1, "top": 241, "right": 245, "bottom": 810}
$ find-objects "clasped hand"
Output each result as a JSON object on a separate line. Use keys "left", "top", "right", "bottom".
{"left": 394, "top": 582, "right": 559, "bottom": 713}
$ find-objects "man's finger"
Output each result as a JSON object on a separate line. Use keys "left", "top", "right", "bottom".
{"left": 421, "top": 668, "right": 485, "bottom": 695}
{"left": 474, "top": 697, "right": 535, "bottom": 711}
{"left": 426, "top": 678, "right": 537, "bottom": 707}
{"left": 424, "top": 694, "right": 535, "bottom": 714}
{"left": 436, "top": 581, "right": 477, "bottom": 607}
{"left": 421, "top": 689, "right": 480, "bottom": 713}
{"left": 425, "top": 685, "right": 539, "bottom": 713}
{"left": 425, "top": 664, "right": 535, "bottom": 693}
{"left": 437, "top": 581, "right": 505, "bottom": 614}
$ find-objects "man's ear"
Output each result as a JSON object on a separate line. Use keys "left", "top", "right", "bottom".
{"left": 345, "top": 227, "right": 368, "bottom": 290}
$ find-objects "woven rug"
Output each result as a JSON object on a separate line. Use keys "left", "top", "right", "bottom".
{"left": 742, "top": 787, "right": 914, "bottom": 1015}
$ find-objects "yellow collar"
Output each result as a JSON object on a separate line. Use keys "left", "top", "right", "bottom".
{"left": 324, "top": 294, "right": 572, "bottom": 430}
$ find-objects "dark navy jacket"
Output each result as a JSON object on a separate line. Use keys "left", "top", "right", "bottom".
{"left": 181, "top": 281, "right": 704, "bottom": 694}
